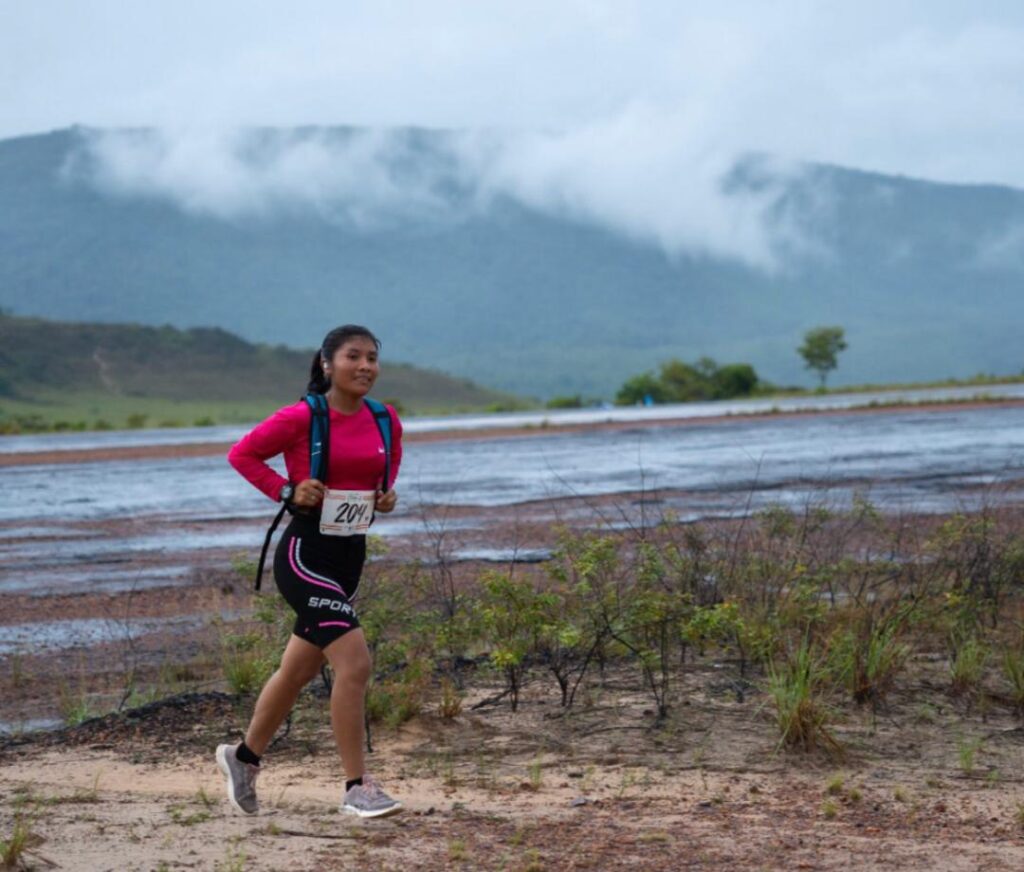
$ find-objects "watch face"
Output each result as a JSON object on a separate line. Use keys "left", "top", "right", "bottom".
{"left": 281, "top": 484, "right": 295, "bottom": 501}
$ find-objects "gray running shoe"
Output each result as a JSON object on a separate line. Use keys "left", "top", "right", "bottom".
{"left": 216, "top": 744, "right": 260, "bottom": 815}
{"left": 340, "top": 775, "right": 403, "bottom": 818}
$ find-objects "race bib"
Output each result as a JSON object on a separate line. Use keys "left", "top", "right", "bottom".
{"left": 319, "top": 489, "right": 376, "bottom": 537}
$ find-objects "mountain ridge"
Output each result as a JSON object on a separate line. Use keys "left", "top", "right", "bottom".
{"left": 2, "top": 126, "right": 1022, "bottom": 397}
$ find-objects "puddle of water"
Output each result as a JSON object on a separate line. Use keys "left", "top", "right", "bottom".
{"left": 452, "top": 547, "right": 554, "bottom": 563}
{"left": 0, "top": 716, "right": 63, "bottom": 736}
{"left": 0, "top": 527, "right": 92, "bottom": 541}
{"left": 0, "top": 565, "right": 193, "bottom": 597}
{"left": 0, "top": 609, "right": 241, "bottom": 656}
{"left": 0, "top": 527, "right": 263, "bottom": 563}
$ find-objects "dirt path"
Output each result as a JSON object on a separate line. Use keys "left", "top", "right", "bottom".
{"left": 4, "top": 669, "right": 1024, "bottom": 871}
{"left": 3, "top": 744, "right": 1022, "bottom": 871}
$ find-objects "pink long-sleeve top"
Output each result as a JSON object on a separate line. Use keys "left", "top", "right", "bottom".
{"left": 227, "top": 399, "right": 403, "bottom": 502}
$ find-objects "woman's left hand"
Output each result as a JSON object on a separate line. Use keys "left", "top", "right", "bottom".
{"left": 375, "top": 488, "right": 398, "bottom": 513}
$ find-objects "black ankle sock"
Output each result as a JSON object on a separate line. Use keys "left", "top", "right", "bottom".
{"left": 345, "top": 777, "right": 363, "bottom": 792}
{"left": 236, "top": 741, "right": 261, "bottom": 767}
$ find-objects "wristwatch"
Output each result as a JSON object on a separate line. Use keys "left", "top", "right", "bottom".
{"left": 279, "top": 482, "right": 296, "bottom": 504}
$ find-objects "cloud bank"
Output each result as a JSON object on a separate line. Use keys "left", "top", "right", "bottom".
{"left": 64, "top": 117, "right": 804, "bottom": 271}
{"left": 8, "top": 3, "right": 1024, "bottom": 187}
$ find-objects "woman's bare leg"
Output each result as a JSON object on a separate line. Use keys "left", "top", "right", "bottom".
{"left": 244, "top": 633, "right": 324, "bottom": 755}
{"left": 323, "top": 628, "right": 372, "bottom": 780}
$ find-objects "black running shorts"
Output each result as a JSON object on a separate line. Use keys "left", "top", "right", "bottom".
{"left": 272, "top": 513, "right": 365, "bottom": 648}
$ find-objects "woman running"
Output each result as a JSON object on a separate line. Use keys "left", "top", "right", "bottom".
{"left": 216, "top": 324, "right": 403, "bottom": 818}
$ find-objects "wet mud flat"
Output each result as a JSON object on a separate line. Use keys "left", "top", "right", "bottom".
{"left": 4, "top": 394, "right": 1024, "bottom": 469}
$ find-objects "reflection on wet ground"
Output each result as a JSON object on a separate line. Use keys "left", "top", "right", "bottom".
{"left": 4, "top": 406, "right": 1024, "bottom": 589}
{"left": 0, "top": 612, "right": 235, "bottom": 657}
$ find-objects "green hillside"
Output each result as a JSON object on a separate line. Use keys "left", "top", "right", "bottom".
{"left": 0, "top": 312, "right": 524, "bottom": 432}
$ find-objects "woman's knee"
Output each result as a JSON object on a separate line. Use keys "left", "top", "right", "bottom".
{"left": 276, "top": 660, "right": 320, "bottom": 690}
{"left": 328, "top": 638, "right": 372, "bottom": 686}
{"left": 338, "top": 652, "right": 371, "bottom": 687}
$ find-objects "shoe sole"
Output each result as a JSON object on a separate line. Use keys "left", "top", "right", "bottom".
{"left": 341, "top": 801, "right": 404, "bottom": 819}
{"left": 216, "top": 745, "right": 258, "bottom": 816}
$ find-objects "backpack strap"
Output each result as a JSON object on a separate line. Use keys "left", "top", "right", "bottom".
{"left": 254, "top": 503, "right": 287, "bottom": 591}
{"left": 304, "top": 392, "right": 331, "bottom": 483}
{"left": 364, "top": 397, "right": 393, "bottom": 491}
{"left": 254, "top": 392, "right": 330, "bottom": 591}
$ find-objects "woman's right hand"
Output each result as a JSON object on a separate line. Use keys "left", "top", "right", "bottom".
{"left": 292, "top": 478, "right": 326, "bottom": 508}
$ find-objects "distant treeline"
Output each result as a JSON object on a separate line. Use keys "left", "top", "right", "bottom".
{"left": 615, "top": 357, "right": 781, "bottom": 405}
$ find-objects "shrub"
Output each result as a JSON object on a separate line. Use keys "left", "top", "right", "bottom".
{"left": 615, "top": 356, "right": 760, "bottom": 405}
{"left": 221, "top": 631, "right": 277, "bottom": 694}
{"left": 545, "top": 394, "right": 584, "bottom": 409}
{"left": 437, "top": 676, "right": 463, "bottom": 719}
{"left": 949, "top": 630, "right": 989, "bottom": 699}
{"left": 1002, "top": 643, "right": 1024, "bottom": 714}
{"left": 479, "top": 572, "right": 552, "bottom": 711}
{"left": 606, "top": 542, "right": 698, "bottom": 719}
{"left": 767, "top": 637, "right": 842, "bottom": 756}
{"left": 366, "top": 657, "right": 430, "bottom": 728}
{"left": 828, "top": 607, "right": 913, "bottom": 709}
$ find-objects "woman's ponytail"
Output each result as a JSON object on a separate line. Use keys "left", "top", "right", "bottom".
{"left": 304, "top": 325, "right": 382, "bottom": 395}
{"left": 306, "top": 351, "right": 329, "bottom": 394}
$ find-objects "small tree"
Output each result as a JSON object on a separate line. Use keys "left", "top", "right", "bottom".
{"left": 798, "top": 326, "right": 847, "bottom": 389}
{"left": 659, "top": 359, "right": 710, "bottom": 401}
{"left": 712, "top": 363, "right": 759, "bottom": 398}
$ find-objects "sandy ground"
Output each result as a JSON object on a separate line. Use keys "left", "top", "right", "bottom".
{"left": 4, "top": 658, "right": 1024, "bottom": 872}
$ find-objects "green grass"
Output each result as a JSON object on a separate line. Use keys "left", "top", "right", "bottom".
{"left": 0, "top": 390, "right": 538, "bottom": 434}
{"left": 766, "top": 638, "right": 843, "bottom": 756}
{"left": 220, "top": 631, "right": 277, "bottom": 695}
{"left": 957, "top": 735, "right": 984, "bottom": 774}
{"left": 0, "top": 391, "right": 282, "bottom": 432}
{"left": 7, "top": 385, "right": 1009, "bottom": 434}
{"left": 755, "top": 372, "right": 1024, "bottom": 399}
{"left": 950, "top": 632, "right": 989, "bottom": 697}
{"left": 0, "top": 816, "right": 34, "bottom": 868}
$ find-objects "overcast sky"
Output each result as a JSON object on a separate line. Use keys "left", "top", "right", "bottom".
{"left": 4, "top": 1, "right": 1024, "bottom": 187}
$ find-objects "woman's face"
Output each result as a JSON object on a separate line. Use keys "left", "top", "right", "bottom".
{"left": 325, "top": 337, "right": 380, "bottom": 397}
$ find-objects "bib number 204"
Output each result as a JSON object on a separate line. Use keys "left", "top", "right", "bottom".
{"left": 334, "top": 501, "right": 371, "bottom": 524}
{"left": 320, "top": 489, "right": 376, "bottom": 537}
